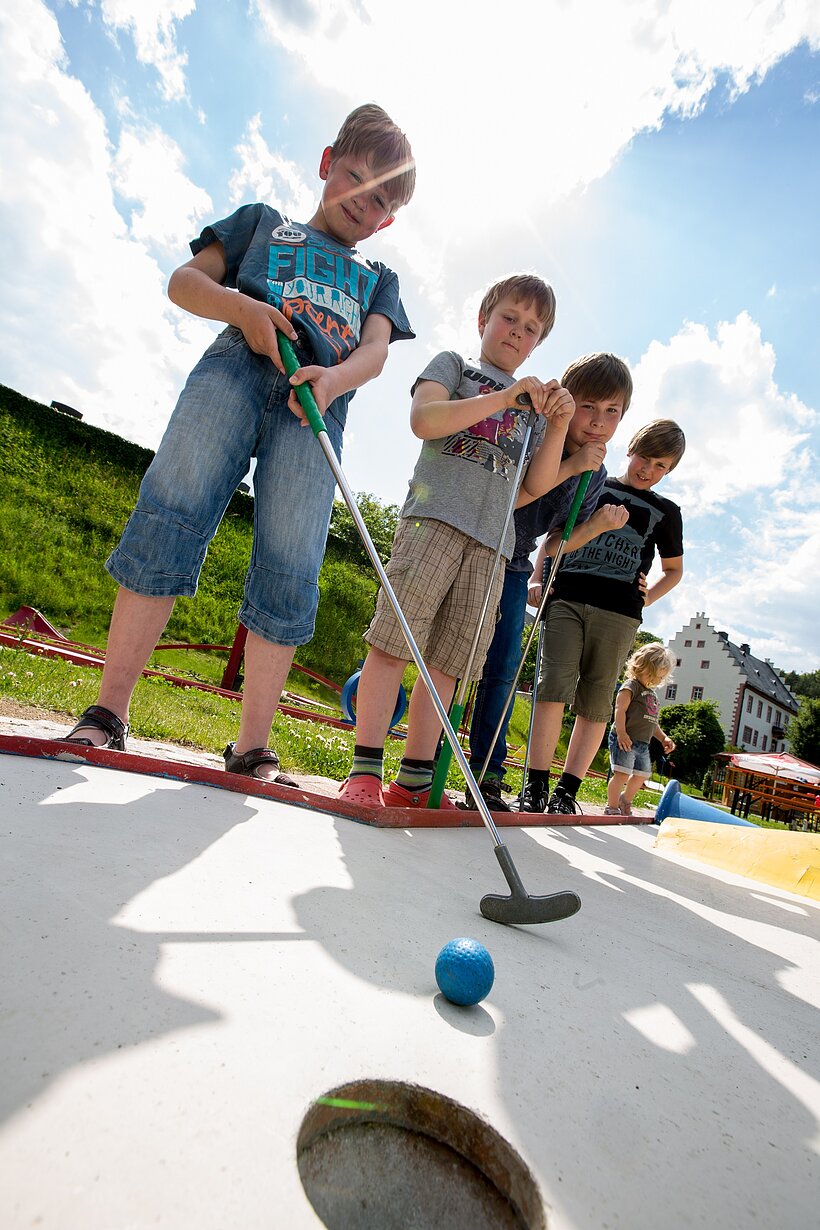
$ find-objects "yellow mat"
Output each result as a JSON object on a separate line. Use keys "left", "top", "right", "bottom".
{"left": 655, "top": 818, "right": 820, "bottom": 901}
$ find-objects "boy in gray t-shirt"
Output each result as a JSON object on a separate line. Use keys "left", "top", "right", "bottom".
{"left": 339, "top": 273, "right": 575, "bottom": 808}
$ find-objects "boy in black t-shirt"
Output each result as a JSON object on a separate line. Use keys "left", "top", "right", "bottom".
{"left": 513, "top": 419, "right": 685, "bottom": 814}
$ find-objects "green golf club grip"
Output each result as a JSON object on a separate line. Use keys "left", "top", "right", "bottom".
{"left": 427, "top": 700, "right": 465, "bottom": 808}
{"left": 277, "top": 331, "right": 326, "bottom": 438}
{"left": 563, "top": 469, "right": 592, "bottom": 540}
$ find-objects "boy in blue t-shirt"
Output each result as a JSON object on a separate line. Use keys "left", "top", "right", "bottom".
{"left": 61, "top": 104, "right": 416, "bottom": 784}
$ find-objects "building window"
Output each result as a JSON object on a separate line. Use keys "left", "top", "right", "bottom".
{"left": 666, "top": 684, "right": 677, "bottom": 700}
{"left": 762, "top": 735, "right": 768, "bottom": 750}
{"left": 767, "top": 705, "right": 772, "bottom": 722}
{"left": 684, "top": 639, "right": 692, "bottom": 647}
{"left": 757, "top": 700, "right": 763, "bottom": 718}
{"left": 691, "top": 686, "right": 703, "bottom": 701}
{"left": 746, "top": 694, "right": 753, "bottom": 713}
{"left": 771, "top": 741, "right": 778, "bottom": 753}
{"left": 676, "top": 658, "right": 681, "bottom": 667}
{"left": 742, "top": 725, "right": 752, "bottom": 744}
{"left": 700, "top": 660, "right": 710, "bottom": 669}
{"left": 752, "top": 729, "right": 759, "bottom": 747}
{"left": 697, "top": 640, "right": 705, "bottom": 648}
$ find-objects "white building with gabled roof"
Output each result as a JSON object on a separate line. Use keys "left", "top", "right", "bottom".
{"left": 660, "top": 613, "right": 799, "bottom": 753}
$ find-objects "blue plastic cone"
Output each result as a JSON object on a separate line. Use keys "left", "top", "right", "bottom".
{"left": 654, "top": 779, "right": 756, "bottom": 827}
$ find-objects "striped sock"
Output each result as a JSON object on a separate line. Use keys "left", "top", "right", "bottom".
{"left": 350, "top": 744, "right": 384, "bottom": 781}
{"left": 395, "top": 757, "right": 436, "bottom": 791}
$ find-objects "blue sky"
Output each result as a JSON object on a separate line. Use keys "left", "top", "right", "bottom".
{"left": 1, "top": 1, "right": 818, "bottom": 671}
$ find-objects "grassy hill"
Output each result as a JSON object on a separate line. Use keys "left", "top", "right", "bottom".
{"left": 0, "top": 382, "right": 378, "bottom": 684}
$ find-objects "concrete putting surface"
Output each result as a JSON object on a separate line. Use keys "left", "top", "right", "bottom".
{"left": 1, "top": 746, "right": 818, "bottom": 1228}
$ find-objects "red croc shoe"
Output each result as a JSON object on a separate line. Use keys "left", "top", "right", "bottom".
{"left": 338, "top": 775, "right": 385, "bottom": 807}
{"left": 383, "top": 781, "right": 458, "bottom": 810}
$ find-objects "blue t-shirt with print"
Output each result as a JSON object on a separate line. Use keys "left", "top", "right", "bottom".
{"left": 191, "top": 203, "right": 414, "bottom": 419}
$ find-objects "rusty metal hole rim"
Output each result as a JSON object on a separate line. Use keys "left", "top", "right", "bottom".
{"left": 297, "top": 1077, "right": 546, "bottom": 1230}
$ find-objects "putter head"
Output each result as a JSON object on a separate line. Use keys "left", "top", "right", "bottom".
{"left": 480, "top": 887, "right": 581, "bottom": 925}
{"left": 480, "top": 843, "right": 581, "bottom": 926}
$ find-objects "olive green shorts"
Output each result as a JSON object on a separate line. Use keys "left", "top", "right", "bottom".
{"left": 535, "top": 599, "right": 640, "bottom": 722}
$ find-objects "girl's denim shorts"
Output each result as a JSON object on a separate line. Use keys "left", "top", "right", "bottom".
{"left": 608, "top": 727, "right": 652, "bottom": 775}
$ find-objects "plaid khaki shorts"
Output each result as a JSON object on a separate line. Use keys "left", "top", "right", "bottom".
{"left": 364, "top": 517, "right": 505, "bottom": 679}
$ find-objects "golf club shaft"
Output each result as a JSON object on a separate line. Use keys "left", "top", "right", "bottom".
{"left": 277, "top": 333, "right": 504, "bottom": 846}
{"left": 455, "top": 407, "right": 534, "bottom": 709}
{"left": 476, "top": 469, "right": 592, "bottom": 787}
{"left": 521, "top": 596, "right": 545, "bottom": 785}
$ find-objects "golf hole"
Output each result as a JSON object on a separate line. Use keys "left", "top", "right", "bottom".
{"left": 297, "top": 1078, "right": 546, "bottom": 1230}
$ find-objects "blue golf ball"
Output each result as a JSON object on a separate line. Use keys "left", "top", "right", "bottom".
{"left": 435, "top": 938, "right": 494, "bottom": 1006}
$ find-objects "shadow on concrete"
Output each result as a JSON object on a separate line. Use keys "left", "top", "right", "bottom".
{"left": 293, "top": 814, "right": 820, "bottom": 1227}
{"left": 0, "top": 760, "right": 253, "bottom": 1126}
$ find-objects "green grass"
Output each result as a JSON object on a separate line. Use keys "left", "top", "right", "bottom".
{"left": 0, "top": 384, "right": 378, "bottom": 685}
{"left": 0, "top": 643, "right": 660, "bottom": 806}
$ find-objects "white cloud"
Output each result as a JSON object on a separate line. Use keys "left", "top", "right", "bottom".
{"left": 99, "top": 0, "right": 194, "bottom": 102}
{"left": 228, "top": 115, "right": 316, "bottom": 220}
{"left": 625, "top": 315, "right": 819, "bottom": 669}
{"left": 659, "top": 499, "right": 820, "bottom": 671}
{"left": 0, "top": 3, "right": 212, "bottom": 447}
{"left": 248, "top": 0, "right": 820, "bottom": 232}
{"left": 113, "top": 124, "right": 213, "bottom": 251}
{"left": 630, "top": 313, "right": 815, "bottom": 516}
{"left": 245, "top": 0, "right": 820, "bottom": 352}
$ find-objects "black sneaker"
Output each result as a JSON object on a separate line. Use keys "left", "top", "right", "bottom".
{"left": 463, "top": 776, "right": 511, "bottom": 812}
{"left": 511, "top": 779, "right": 550, "bottom": 813}
{"left": 546, "top": 786, "right": 582, "bottom": 815}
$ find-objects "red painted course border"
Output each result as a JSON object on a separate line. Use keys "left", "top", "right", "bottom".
{"left": 0, "top": 734, "right": 645, "bottom": 829}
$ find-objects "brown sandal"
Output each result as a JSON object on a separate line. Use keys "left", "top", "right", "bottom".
{"left": 223, "top": 742, "right": 299, "bottom": 787}
{"left": 62, "top": 704, "right": 129, "bottom": 751}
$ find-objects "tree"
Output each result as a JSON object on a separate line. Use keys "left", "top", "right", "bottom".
{"left": 659, "top": 699, "right": 725, "bottom": 785}
{"left": 783, "top": 668, "right": 820, "bottom": 700}
{"left": 328, "top": 492, "right": 399, "bottom": 565}
{"left": 788, "top": 698, "right": 820, "bottom": 767}
{"left": 631, "top": 629, "right": 663, "bottom": 652}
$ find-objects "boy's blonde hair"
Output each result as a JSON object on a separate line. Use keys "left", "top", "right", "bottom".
{"left": 625, "top": 643, "right": 677, "bottom": 688}
{"left": 561, "top": 352, "right": 633, "bottom": 413}
{"left": 479, "top": 274, "right": 556, "bottom": 343}
{"left": 627, "top": 419, "right": 686, "bottom": 469}
{"left": 331, "top": 103, "right": 416, "bottom": 208}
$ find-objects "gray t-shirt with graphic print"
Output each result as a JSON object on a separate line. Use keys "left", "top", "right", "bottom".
{"left": 400, "top": 351, "right": 546, "bottom": 558}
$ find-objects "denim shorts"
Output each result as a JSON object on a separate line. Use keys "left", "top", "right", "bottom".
{"left": 608, "top": 727, "right": 652, "bottom": 775}
{"left": 535, "top": 600, "right": 640, "bottom": 721}
{"left": 106, "top": 327, "right": 344, "bottom": 645}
